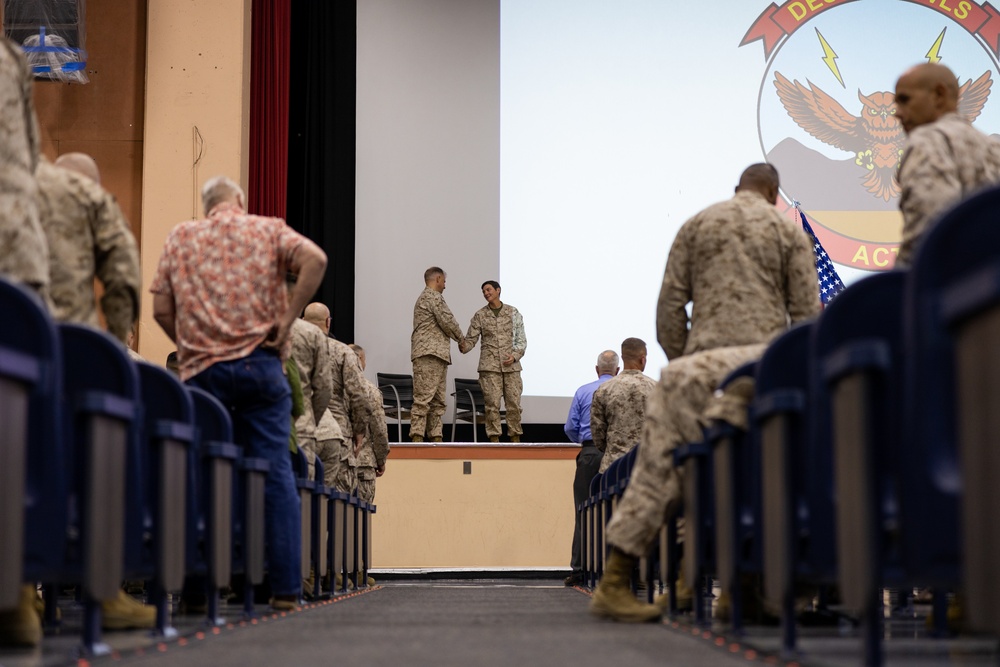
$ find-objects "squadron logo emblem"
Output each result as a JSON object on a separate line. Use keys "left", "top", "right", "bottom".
{"left": 742, "top": 0, "right": 1000, "bottom": 270}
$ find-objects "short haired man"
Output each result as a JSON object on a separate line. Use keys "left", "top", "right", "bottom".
{"left": 410, "top": 266, "right": 465, "bottom": 442}
{"left": 459, "top": 280, "right": 527, "bottom": 442}
{"left": 35, "top": 152, "right": 140, "bottom": 343}
{"left": 152, "top": 175, "right": 328, "bottom": 611}
{"left": 346, "top": 343, "right": 390, "bottom": 502}
{"left": 894, "top": 62, "right": 1000, "bottom": 266}
{"left": 590, "top": 164, "right": 820, "bottom": 621}
{"left": 563, "top": 350, "right": 619, "bottom": 587}
{"left": 301, "top": 302, "right": 371, "bottom": 493}
{"left": 591, "top": 338, "right": 656, "bottom": 473}
{"left": 289, "top": 291, "right": 333, "bottom": 482}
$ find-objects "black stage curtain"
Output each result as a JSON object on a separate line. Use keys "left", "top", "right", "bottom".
{"left": 287, "top": 0, "right": 357, "bottom": 343}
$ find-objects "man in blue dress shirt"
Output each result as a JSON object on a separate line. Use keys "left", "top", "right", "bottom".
{"left": 564, "top": 349, "right": 620, "bottom": 586}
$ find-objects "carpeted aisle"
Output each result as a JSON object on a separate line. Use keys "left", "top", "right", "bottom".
{"left": 119, "top": 580, "right": 746, "bottom": 667}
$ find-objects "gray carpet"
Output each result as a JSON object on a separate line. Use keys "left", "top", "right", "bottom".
{"left": 119, "top": 581, "right": 746, "bottom": 667}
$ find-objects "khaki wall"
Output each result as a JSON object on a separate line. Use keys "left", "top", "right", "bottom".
{"left": 138, "top": 0, "right": 251, "bottom": 365}
{"left": 373, "top": 447, "right": 578, "bottom": 569}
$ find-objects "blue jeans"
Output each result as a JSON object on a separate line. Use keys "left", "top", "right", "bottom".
{"left": 187, "top": 348, "right": 301, "bottom": 597}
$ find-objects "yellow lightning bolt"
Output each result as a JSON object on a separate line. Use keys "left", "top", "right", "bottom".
{"left": 926, "top": 28, "right": 946, "bottom": 64}
{"left": 816, "top": 29, "right": 844, "bottom": 88}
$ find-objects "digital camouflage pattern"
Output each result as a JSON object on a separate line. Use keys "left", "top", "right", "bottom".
{"left": 460, "top": 303, "right": 526, "bottom": 372}
{"left": 606, "top": 188, "right": 820, "bottom": 557}
{"left": 0, "top": 38, "right": 48, "bottom": 300}
{"left": 290, "top": 318, "right": 333, "bottom": 443}
{"left": 35, "top": 159, "right": 140, "bottom": 341}
{"left": 478, "top": 370, "right": 523, "bottom": 438}
{"left": 897, "top": 112, "right": 1000, "bottom": 266}
{"left": 411, "top": 287, "right": 464, "bottom": 363}
{"left": 657, "top": 190, "right": 819, "bottom": 361}
{"left": 591, "top": 369, "right": 656, "bottom": 473}
{"left": 316, "top": 338, "right": 370, "bottom": 441}
{"left": 351, "top": 376, "right": 390, "bottom": 503}
{"left": 410, "top": 354, "right": 449, "bottom": 439}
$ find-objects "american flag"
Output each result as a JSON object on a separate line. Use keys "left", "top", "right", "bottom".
{"left": 796, "top": 206, "right": 845, "bottom": 305}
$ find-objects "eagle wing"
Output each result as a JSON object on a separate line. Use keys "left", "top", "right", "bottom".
{"left": 773, "top": 72, "right": 867, "bottom": 153}
{"left": 958, "top": 71, "right": 992, "bottom": 123}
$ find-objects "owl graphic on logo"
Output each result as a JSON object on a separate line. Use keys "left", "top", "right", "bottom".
{"left": 773, "top": 70, "right": 993, "bottom": 201}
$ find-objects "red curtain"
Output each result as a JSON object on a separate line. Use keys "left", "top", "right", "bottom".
{"left": 248, "top": 0, "right": 291, "bottom": 218}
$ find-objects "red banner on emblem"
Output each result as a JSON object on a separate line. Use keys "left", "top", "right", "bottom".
{"left": 899, "top": 0, "right": 1000, "bottom": 57}
{"left": 741, "top": 0, "right": 860, "bottom": 59}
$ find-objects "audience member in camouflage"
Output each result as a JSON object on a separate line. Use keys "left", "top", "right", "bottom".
{"left": 302, "top": 302, "right": 370, "bottom": 492}
{"left": 591, "top": 163, "right": 820, "bottom": 623}
{"left": 347, "top": 345, "right": 390, "bottom": 503}
{"left": 592, "top": 338, "right": 656, "bottom": 473}
{"left": 35, "top": 154, "right": 140, "bottom": 342}
{"left": 410, "top": 267, "right": 465, "bottom": 441}
{"left": 0, "top": 38, "right": 48, "bottom": 303}
{"left": 459, "top": 280, "right": 526, "bottom": 442}
{"left": 894, "top": 63, "right": 1000, "bottom": 267}
{"left": 290, "top": 315, "right": 333, "bottom": 480}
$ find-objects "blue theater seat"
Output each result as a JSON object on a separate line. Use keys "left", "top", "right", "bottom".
{"left": 709, "top": 361, "right": 759, "bottom": 635}
{"left": 0, "top": 278, "right": 63, "bottom": 612}
{"left": 815, "top": 271, "right": 906, "bottom": 665}
{"left": 188, "top": 386, "right": 241, "bottom": 624}
{"left": 58, "top": 323, "right": 140, "bottom": 654}
{"left": 134, "top": 362, "right": 195, "bottom": 635}
{"left": 673, "top": 435, "right": 715, "bottom": 626}
{"left": 754, "top": 321, "right": 833, "bottom": 654}
{"left": 907, "top": 184, "right": 1000, "bottom": 636}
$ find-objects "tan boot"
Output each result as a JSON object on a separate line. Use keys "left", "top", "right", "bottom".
{"left": 101, "top": 590, "right": 156, "bottom": 630}
{"left": 654, "top": 567, "right": 693, "bottom": 612}
{"left": 488, "top": 435, "right": 500, "bottom": 443}
{"left": 430, "top": 436, "right": 442, "bottom": 443}
{"left": 410, "top": 435, "right": 424, "bottom": 443}
{"left": 0, "top": 584, "right": 42, "bottom": 647}
{"left": 590, "top": 548, "right": 662, "bottom": 622}
{"left": 510, "top": 435, "right": 521, "bottom": 443}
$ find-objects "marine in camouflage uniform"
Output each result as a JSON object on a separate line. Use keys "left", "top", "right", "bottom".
{"left": 410, "top": 267, "right": 464, "bottom": 441}
{"left": 591, "top": 338, "right": 655, "bottom": 473}
{"left": 592, "top": 164, "right": 820, "bottom": 623}
{"left": 290, "top": 316, "right": 333, "bottom": 480}
{"left": 894, "top": 63, "right": 1000, "bottom": 267}
{"left": 302, "top": 302, "right": 371, "bottom": 493}
{"left": 0, "top": 38, "right": 49, "bottom": 302}
{"left": 346, "top": 345, "right": 390, "bottom": 503}
{"left": 459, "top": 280, "right": 526, "bottom": 441}
{"left": 35, "top": 155, "right": 140, "bottom": 342}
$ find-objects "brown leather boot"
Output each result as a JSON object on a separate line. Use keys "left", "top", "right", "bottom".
{"left": 590, "top": 548, "right": 662, "bottom": 622}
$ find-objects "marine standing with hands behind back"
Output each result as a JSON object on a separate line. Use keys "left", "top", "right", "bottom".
{"left": 410, "top": 266, "right": 465, "bottom": 442}
{"left": 459, "top": 280, "right": 527, "bottom": 443}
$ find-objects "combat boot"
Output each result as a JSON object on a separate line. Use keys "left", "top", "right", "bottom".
{"left": 0, "top": 584, "right": 42, "bottom": 647}
{"left": 654, "top": 566, "right": 693, "bottom": 612}
{"left": 488, "top": 435, "right": 500, "bottom": 443}
{"left": 590, "top": 548, "right": 662, "bottom": 622}
{"left": 509, "top": 435, "right": 521, "bottom": 443}
{"left": 101, "top": 590, "right": 156, "bottom": 630}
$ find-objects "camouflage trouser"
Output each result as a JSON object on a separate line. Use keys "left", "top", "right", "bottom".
{"left": 332, "top": 454, "right": 356, "bottom": 495}
{"left": 606, "top": 344, "right": 766, "bottom": 557}
{"left": 355, "top": 466, "right": 377, "bottom": 503}
{"left": 410, "top": 355, "right": 448, "bottom": 439}
{"left": 313, "top": 437, "right": 345, "bottom": 488}
{"left": 478, "top": 371, "right": 523, "bottom": 437}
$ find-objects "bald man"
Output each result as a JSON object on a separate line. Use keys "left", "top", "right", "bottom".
{"left": 302, "top": 302, "right": 371, "bottom": 493}
{"left": 895, "top": 63, "right": 1000, "bottom": 266}
{"left": 590, "top": 164, "right": 820, "bottom": 622}
{"left": 35, "top": 152, "right": 140, "bottom": 343}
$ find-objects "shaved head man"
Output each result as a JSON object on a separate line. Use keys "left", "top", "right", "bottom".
{"left": 894, "top": 63, "right": 1000, "bottom": 265}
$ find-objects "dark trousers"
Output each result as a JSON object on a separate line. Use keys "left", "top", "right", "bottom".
{"left": 570, "top": 442, "right": 603, "bottom": 573}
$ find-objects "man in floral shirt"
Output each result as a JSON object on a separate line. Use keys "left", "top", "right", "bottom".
{"left": 151, "top": 175, "right": 327, "bottom": 610}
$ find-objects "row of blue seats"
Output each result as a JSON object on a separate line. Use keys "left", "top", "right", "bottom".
{"left": 0, "top": 276, "right": 375, "bottom": 655}
{"left": 577, "top": 184, "right": 1000, "bottom": 666}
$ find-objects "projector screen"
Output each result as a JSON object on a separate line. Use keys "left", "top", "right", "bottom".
{"left": 357, "top": 0, "right": 1000, "bottom": 420}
